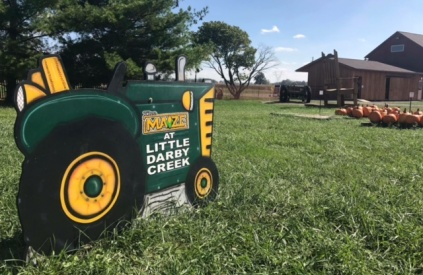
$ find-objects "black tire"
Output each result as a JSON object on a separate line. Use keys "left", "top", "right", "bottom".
{"left": 280, "top": 86, "right": 289, "bottom": 102}
{"left": 185, "top": 157, "right": 219, "bottom": 207}
{"left": 17, "top": 118, "right": 144, "bottom": 254}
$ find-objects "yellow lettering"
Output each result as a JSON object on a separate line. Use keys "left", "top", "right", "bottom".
{"left": 145, "top": 118, "right": 159, "bottom": 132}
{"left": 143, "top": 112, "right": 189, "bottom": 135}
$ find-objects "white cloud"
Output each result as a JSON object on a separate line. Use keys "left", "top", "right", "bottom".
{"left": 293, "top": 34, "right": 306, "bottom": 39}
{"left": 261, "top": 25, "right": 280, "bottom": 34}
{"left": 274, "top": 47, "right": 298, "bottom": 53}
{"left": 358, "top": 38, "right": 366, "bottom": 42}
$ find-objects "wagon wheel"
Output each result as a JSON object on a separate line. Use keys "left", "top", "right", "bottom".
{"left": 280, "top": 86, "right": 289, "bottom": 102}
{"left": 303, "top": 86, "right": 312, "bottom": 103}
{"left": 185, "top": 157, "right": 219, "bottom": 207}
{"left": 17, "top": 119, "right": 144, "bottom": 254}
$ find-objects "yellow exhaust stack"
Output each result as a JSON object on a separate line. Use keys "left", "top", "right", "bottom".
{"left": 15, "top": 56, "right": 70, "bottom": 112}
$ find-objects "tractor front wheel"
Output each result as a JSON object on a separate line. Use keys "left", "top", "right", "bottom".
{"left": 185, "top": 157, "right": 219, "bottom": 207}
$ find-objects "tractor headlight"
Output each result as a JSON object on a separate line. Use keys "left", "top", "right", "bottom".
{"left": 16, "top": 86, "right": 25, "bottom": 112}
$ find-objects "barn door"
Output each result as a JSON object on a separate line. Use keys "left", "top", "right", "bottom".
{"left": 385, "top": 77, "right": 390, "bottom": 100}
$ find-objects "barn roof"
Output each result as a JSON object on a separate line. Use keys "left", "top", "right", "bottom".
{"left": 399, "top": 31, "right": 423, "bottom": 48}
{"left": 338, "top": 58, "right": 417, "bottom": 73}
{"left": 365, "top": 31, "right": 423, "bottom": 58}
{"left": 296, "top": 56, "right": 418, "bottom": 74}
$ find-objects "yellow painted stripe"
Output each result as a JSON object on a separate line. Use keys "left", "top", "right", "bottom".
{"left": 23, "top": 84, "right": 47, "bottom": 105}
{"left": 199, "top": 88, "right": 215, "bottom": 157}
{"left": 42, "top": 56, "right": 70, "bottom": 93}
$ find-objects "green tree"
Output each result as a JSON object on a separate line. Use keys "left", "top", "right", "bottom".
{"left": 254, "top": 72, "right": 269, "bottom": 84}
{"left": 195, "top": 21, "right": 277, "bottom": 99}
{"left": 46, "top": 0, "right": 209, "bottom": 86}
{"left": 0, "top": 0, "right": 57, "bottom": 105}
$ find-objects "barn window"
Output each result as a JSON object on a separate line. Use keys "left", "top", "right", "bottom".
{"left": 391, "top": 44, "right": 404, "bottom": 52}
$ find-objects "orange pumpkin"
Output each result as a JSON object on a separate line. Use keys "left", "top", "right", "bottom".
{"left": 362, "top": 105, "right": 374, "bottom": 117}
{"left": 380, "top": 109, "right": 388, "bottom": 115}
{"left": 398, "top": 108, "right": 410, "bottom": 124}
{"left": 335, "top": 108, "right": 348, "bottom": 116}
{"left": 382, "top": 113, "right": 398, "bottom": 124}
{"left": 352, "top": 106, "right": 364, "bottom": 119}
{"left": 368, "top": 110, "right": 384, "bottom": 124}
{"left": 405, "top": 114, "right": 422, "bottom": 125}
{"left": 388, "top": 107, "right": 400, "bottom": 115}
{"left": 391, "top": 107, "right": 401, "bottom": 113}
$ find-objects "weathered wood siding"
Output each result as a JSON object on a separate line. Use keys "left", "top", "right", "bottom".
{"left": 388, "top": 76, "right": 420, "bottom": 100}
{"left": 359, "top": 71, "right": 386, "bottom": 100}
{"left": 305, "top": 61, "right": 326, "bottom": 98}
{"left": 357, "top": 72, "right": 419, "bottom": 100}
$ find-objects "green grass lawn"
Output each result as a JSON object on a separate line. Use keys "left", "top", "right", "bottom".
{"left": 1, "top": 100, "right": 423, "bottom": 274}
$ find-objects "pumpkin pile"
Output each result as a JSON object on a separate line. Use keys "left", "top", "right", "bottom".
{"left": 335, "top": 105, "right": 423, "bottom": 127}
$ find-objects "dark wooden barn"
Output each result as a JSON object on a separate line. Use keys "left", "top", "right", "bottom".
{"left": 366, "top": 31, "right": 423, "bottom": 73}
{"left": 296, "top": 31, "right": 423, "bottom": 101}
{"left": 296, "top": 56, "right": 420, "bottom": 101}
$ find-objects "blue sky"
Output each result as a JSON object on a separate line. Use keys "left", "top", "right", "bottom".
{"left": 179, "top": 0, "right": 423, "bottom": 83}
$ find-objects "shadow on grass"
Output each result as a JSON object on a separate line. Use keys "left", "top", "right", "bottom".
{"left": 0, "top": 232, "right": 26, "bottom": 264}
{"left": 264, "top": 100, "right": 306, "bottom": 105}
{"left": 0, "top": 99, "right": 13, "bottom": 107}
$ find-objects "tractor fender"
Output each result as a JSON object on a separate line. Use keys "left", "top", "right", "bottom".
{"left": 15, "top": 90, "right": 140, "bottom": 155}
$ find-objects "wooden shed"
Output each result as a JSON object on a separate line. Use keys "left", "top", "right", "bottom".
{"left": 296, "top": 56, "right": 421, "bottom": 101}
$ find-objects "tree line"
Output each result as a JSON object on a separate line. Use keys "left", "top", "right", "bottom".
{"left": 0, "top": 0, "right": 276, "bottom": 104}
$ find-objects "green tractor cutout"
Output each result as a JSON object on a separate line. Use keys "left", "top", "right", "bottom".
{"left": 14, "top": 55, "right": 219, "bottom": 255}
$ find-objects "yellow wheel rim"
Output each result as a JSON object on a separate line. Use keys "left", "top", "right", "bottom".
{"left": 60, "top": 152, "right": 120, "bottom": 224}
{"left": 194, "top": 168, "right": 213, "bottom": 199}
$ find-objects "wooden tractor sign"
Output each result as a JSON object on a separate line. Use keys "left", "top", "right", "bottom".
{"left": 14, "top": 55, "right": 219, "bottom": 255}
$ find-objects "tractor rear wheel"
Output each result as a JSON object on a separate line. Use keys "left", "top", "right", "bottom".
{"left": 17, "top": 119, "right": 144, "bottom": 254}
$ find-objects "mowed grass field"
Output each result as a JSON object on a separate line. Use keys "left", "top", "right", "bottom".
{"left": 1, "top": 100, "right": 423, "bottom": 274}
